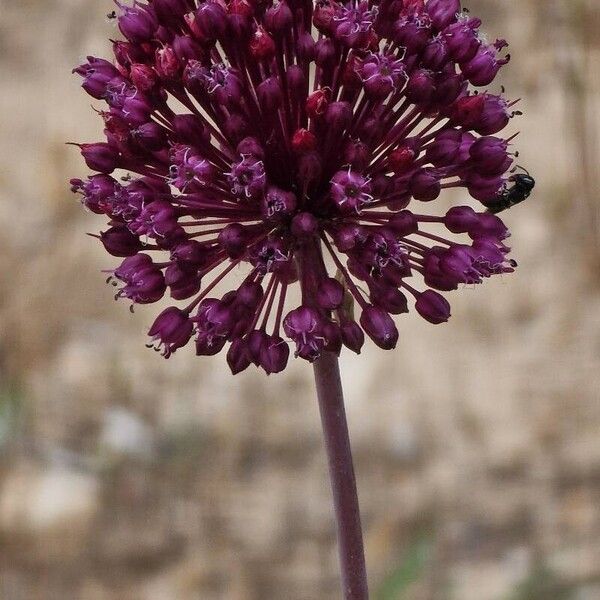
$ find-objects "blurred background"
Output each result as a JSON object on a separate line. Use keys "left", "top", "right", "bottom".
{"left": 1, "top": 0, "right": 599, "bottom": 598}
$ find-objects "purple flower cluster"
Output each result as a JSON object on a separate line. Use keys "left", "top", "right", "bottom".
{"left": 71, "top": 0, "right": 521, "bottom": 373}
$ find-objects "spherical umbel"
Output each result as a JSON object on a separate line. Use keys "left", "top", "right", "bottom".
{"left": 70, "top": 0, "right": 526, "bottom": 373}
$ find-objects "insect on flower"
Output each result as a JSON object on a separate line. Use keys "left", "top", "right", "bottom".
{"left": 70, "top": 0, "right": 531, "bottom": 374}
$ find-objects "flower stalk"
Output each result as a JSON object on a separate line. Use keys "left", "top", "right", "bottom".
{"left": 314, "top": 352, "right": 368, "bottom": 600}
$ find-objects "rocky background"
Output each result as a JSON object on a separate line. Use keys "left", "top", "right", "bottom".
{"left": 0, "top": 1, "right": 599, "bottom": 598}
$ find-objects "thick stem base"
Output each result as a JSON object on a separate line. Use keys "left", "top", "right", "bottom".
{"left": 313, "top": 352, "right": 369, "bottom": 600}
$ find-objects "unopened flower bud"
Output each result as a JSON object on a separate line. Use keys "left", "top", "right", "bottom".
{"left": 427, "top": 0, "right": 461, "bottom": 30}
{"left": 340, "top": 320, "right": 365, "bottom": 354}
{"left": 292, "top": 129, "right": 317, "bottom": 154}
{"left": 259, "top": 336, "right": 290, "bottom": 374}
{"left": 410, "top": 169, "right": 441, "bottom": 201}
{"left": 249, "top": 26, "right": 276, "bottom": 60}
{"left": 99, "top": 226, "right": 143, "bottom": 257}
{"left": 317, "top": 278, "right": 345, "bottom": 310}
{"left": 218, "top": 223, "right": 248, "bottom": 258}
{"left": 360, "top": 305, "right": 398, "bottom": 349}
{"left": 79, "top": 143, "right": 119, "bottom": 173}
{"left": 415, "top": 289, "right": 451, "bottom": 324}
{"left": 389, "top": 146, "right": 416, "bottom": 174}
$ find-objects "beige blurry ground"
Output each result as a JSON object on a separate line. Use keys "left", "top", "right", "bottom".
{"left": 0, "top": 1, "right": 599, "bottom": 599}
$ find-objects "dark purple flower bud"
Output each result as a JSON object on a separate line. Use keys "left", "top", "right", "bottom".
{"left": 315, "top": 38, "right": 338, "bottom": 68}
{"left": 99, "top": 225, "right": 143, "bottom": 257}
{"left": 388, "top": 210, "right": 418, "bottom": 236}
{"left": 218, "top": 223, "right": 248, "bottom": 259}
{"left": 237, "top": 137, "right": 265, "bottom": 159}
{"left": 297, "top": 152, "right": 323, "bottom": 184}
{"left": 114, "top": 253, "right": 166, "bottom": 304}
{"left": 165, "top": 262, "right": 201, "bottom": 300}
{"left": 427, "top": 0, "right": 461, "bottom": 30}
{"left": 249, "top": 26, "right": 276, "bottom": 60}
{"left": 171, "top": 240, "right": 210, "bottom": 266}
{"left": 410, "top": 169, "right": 441, "bottom": 201}
{"left": 323, "top": 320, "right": 342, "bottom": 354}
{"left": 172, "top": 114, "right": 210, "bottom": 146}
{"left": 291, "top": 212, "right": 319, "bottom": 238}
{"left": 394, "top": 13, "right": 432, "bottom": 53}
{"left": 246, "top": 329, "right": 268, "bottom": 365}
{"left": 195, "top": 1, "right": 228, "bottom": 40}
{"left": 475, "top": 94, "right": 510, "bottom": 135}
{"left": 343, "top": 139, "right": 369, "bottom": 170}
{"left": 297, "top": 32, "right": 316, "bottom": 61}
{"left": 155, "top": 45, "right": 180, "bottom": 79}
{"left": 333, "top": 223, "right": 366, "bottom": 251}
{"left": 468, "top": 212, "right": 509, "bottom": 240}
{"left": 112, "top": 41, "right": 146, "bottom": 69}
{"left": 388, "top": 146, "right": 416, "bottom": 175}
{"left": 465, "top": 173, "right": 504, "bottom": 202}
{"left": 444, "top": 205, "right": 479, "bottom": 233}
{"left": 422, "top": 35, "right": 450, "bottom": 70}
{"left": 372, "top": 285, "right": 408, "bottom": 315}
{"left": 433, "top": 70, "right": 465, "bottom": 105}
{"left": 261, "top": 186, "right": 297, "bottom": 220}
{"left": 286, "top": 65, "right": 307, "bottom": 97}
{"left": 131, "top": 122, "right": 167, "bottom": 151}
{"left": 237, "top": 281, "right": 264, "bottom": 308}
{"left": 415, "top": 289, "right": 451, "bottom": 324}
{"left": 117, "top": 2, "right": 158, "bottom": 43}
{"left": 265, "top": 1, "right": 293, "bottom": 35}
{"left": 306, "top": 88, "right": 331, "bottom": 118}
{"left": 227, "top": 4, "right": 252, "bottom": 37}
{"left": 148, "top": 307, "right": 194, "bottom": 358}
{"left": 360, "top": 305, "right": 398, "bottom": 349}
{"left": 324, "top": 101, "right": 352, "bottom": 131}
{"left": 313, "top": 0, "right": 337, "bottom": 34}
{"left": 462, "top": 41, "right": 510, "bottom": 87}
{"left": 469, "top": 136, "right": 512, "bottom": 176}
{"left": 227, "top": 338, "right": 252, "bottom": 374}
{"left": 330, "top": 170, "right": 373, "bottom": 214}
{"left": 79, "top": 143, "right": 119, "bottom": 173}
{"left": 291, "top": 129, "right": 317, "bottom": 154}
{"left": 228, "top": 155, "right": 266, "bottom": 200}
{"left": 73, "top": 57, "right": 120, "bottom": 99}
{"left": 257, "top": 77, "right": 283, "bottom": 111}
{"left": 130, "top": 63, "right": 158, "bottom": 92}
{"left": 450, "top": 92, "right": 485, "bottom": 128}
{"left": 172, "top": 35, "right": 204, "bottom": 62}
{"left": 406, "top": 69, "right": 436, "bottom": 104}
{"left": 283, "top": 306, "right": 326, "bottom": 362}
{"left": 317, "top": 278, "right": 345, "bottom": 310}
{"left": 361, "top": 51, "right": 407, "bottom": 98}
{"left": 425, "top": 128, "right": 462, "bottom": 166}
{"left": 224, "top": 115, "right": 248, "bottom": 141}
{"left": 259, "top": 335, "right": 290, "bottom": 374}
{"left": 340, "top": 320, "right": 364, "bottom": 354}
{"left": 444, "top": 16, "right": 481, "bottom": 63}
{"left": 422, "top": 247, "right": 460, "bottom": 291}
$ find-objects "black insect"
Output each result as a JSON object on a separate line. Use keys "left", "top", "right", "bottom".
{"left": 487, "top": 170, "right": 535, "bottom": 214}
{"left": 107, "top": 10, "right": 117, "bottom": 20}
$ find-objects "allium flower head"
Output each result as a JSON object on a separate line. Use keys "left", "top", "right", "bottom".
{"left": 71, "top": 0, "right": 522, "bottom": 374}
